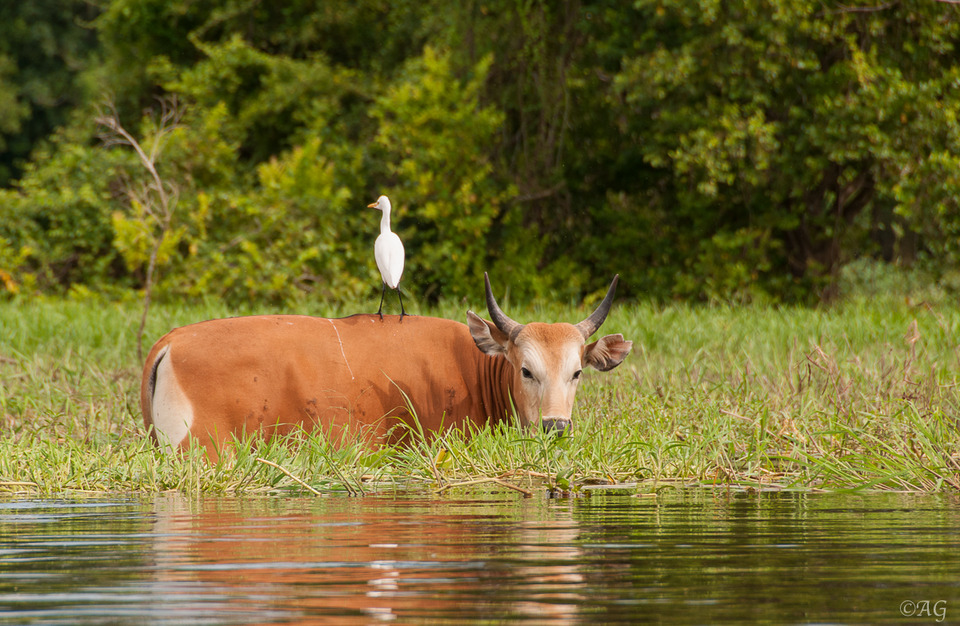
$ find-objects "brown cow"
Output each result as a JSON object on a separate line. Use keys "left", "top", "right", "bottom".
{"left": 141, "top": 274, "right": 632, "bottom": 458}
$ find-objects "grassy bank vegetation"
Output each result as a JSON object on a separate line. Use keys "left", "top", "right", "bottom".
{"left": 1, "top": 292, "right": 959, "bottom": 496}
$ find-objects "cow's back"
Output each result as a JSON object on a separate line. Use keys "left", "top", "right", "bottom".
{"left": 141, "top": 314, "right": 499, "bottom": 457}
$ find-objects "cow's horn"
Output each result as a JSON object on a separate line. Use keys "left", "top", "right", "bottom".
{"left": 575, "top": 275, "right": 619, "bottom": 339}
{"left": 484, "top": 273, "right": 523, "bottom": 339}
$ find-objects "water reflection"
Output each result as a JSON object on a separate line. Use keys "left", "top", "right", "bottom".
{"left": 149, "top": 494, "right": 588, "bottom": 624}
{"left": 1, "top": 491, "right": 959, "bottom": 624}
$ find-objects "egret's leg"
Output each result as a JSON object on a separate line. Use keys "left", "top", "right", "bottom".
{"left": 377, "top": 283, "right": 386, "bottom": 320}
{"left": 397, "top": 287, "right": 406, "bottom": 321}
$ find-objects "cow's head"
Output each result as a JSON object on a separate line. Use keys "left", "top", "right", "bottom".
{"left": 467, "top": 274, "right": 632, "bottom": 434}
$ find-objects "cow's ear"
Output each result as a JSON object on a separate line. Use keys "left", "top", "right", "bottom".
{"left": 583, "top": 333, "right": 632, "bottom": 372}
{"left": 467, "top": 311, "right": 509, "bottom": 356}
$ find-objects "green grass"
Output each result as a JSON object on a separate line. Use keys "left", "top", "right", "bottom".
{"left": 1, "top": 294, "right": 959, "bottom": 496}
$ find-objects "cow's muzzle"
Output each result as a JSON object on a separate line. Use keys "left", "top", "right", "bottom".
{"left": 541, "top": 417, "right": 570, "bottom": 435}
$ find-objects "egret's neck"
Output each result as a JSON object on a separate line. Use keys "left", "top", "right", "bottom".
{"left": 379, "top": 209, "right": 392, "bottom": 235}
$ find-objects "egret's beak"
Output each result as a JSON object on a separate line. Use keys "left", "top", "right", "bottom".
{"left": 367, "top": 202, "right": 378, "bottom": 209}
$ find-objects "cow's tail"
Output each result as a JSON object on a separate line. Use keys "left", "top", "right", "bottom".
{"left": 142, "top": 345, "right": 170, "bottom": 445}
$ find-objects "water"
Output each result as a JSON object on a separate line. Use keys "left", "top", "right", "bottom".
{"left": 0, "top": 489, "right": 958, "bottom": 624}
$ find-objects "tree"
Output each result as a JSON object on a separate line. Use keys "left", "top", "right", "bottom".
{"left": 368, "top": 47, "right": 513, "bottom": 300}
{"left": 0, "top": 1, "right": 101, "bottom": 186}
{"left": 614, "top": 0, "right": 960, "bottom": 300}
{"left": 5, "top": 0, "right": 960, "bottom": 305}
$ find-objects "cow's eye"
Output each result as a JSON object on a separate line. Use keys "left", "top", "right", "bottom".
{"left": 573, "top": 369, "right": 582, "bottom": 381}
{"left": 520, "top": 367, "right": 534, "bottom": 380}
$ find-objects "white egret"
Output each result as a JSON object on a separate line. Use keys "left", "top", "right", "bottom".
{"left": 368, "top": 195, "right": 406, "bottom": 320}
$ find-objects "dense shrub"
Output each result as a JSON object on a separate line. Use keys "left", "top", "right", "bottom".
{"left": 2, "top": 1, "right": 959, "bottom": 305}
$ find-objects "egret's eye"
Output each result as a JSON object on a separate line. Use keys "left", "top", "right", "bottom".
{"left": 573, "top": 369, "right": 582, "bottom": 381}
{"left": 521, "top": 367, "right": 534, "bottom": 380}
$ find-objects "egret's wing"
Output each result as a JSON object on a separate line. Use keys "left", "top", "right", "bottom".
{"left": 375, "top": 233, "right": 405, "bottom": 288}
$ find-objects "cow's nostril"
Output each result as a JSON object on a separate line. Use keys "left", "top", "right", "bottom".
{"left": 541, "top": 417, "right": 570, "bottom": 435}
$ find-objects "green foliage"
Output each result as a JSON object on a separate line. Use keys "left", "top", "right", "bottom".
{"left": 0, "top": 0, "right": 101, "bottom": 185}
{"left": 614, "top": 0, "right": 960, "bottom": 301}
{"left": 106, "top": 102, "right": 365, "bottom": 306}
{"left": 159, "top": 34, "right": 358, "bottom": 165}
{"left": 369, "top": 47, "right": 514, "bottom": 299}
{"left": 176, "top": 133, "right": 363, "bottom": 305}
{"left": 3, "top": 0, "right": 960, "bottom": 304}
{"left": 0, "top": 55, "right": 29, "bottom": 151}
{"left": 0, "top": 131, "right": 134, "bottom": 296}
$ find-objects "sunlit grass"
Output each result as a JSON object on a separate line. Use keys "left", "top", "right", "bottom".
{"left": 1, "top": 294, "right": 959, "bottom": 495}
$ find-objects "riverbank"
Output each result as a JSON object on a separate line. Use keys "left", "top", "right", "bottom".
{"left": 1, "top": 296, "right": 958, "bottom": 495}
